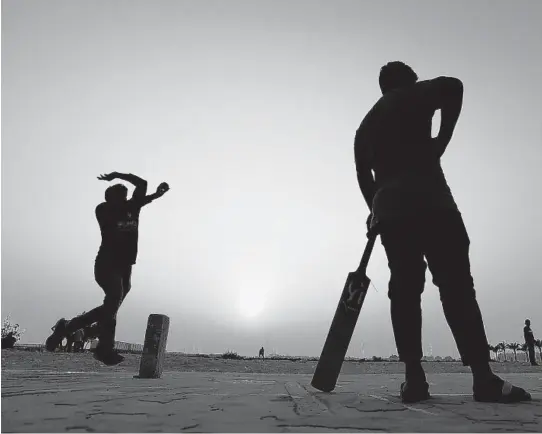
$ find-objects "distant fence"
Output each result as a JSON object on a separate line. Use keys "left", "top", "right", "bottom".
{"left": 12, "top": 341, "right": 144, "bottom": 354}
{"left": 13, "top": 343, "right": 45, "bottom": 351}
{"left": 114, "top": 341, "right": 144, "bottom": 353}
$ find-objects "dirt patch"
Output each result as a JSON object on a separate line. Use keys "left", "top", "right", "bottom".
{"left": 2, "top": 349, "right": 540, "bottom": 375}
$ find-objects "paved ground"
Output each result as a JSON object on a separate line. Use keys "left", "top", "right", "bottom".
{"left": 2, "top": 368, "right": 541, "bottom": 432}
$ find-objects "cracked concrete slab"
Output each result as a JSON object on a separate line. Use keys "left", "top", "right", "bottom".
{"left": 1, "top": 369, "right": 541, "bottom": 432}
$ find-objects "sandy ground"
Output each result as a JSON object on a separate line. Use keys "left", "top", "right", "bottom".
{"left": 2, "top": 349, "right": 540, "bottom": 376}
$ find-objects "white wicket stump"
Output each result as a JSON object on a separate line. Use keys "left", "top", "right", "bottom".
{"left": 137, "top": 314, "right": 170, "bottom": 379}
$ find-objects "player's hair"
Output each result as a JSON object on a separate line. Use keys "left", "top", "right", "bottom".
{"left": 379, "top": 61, "right": 419, "bottom": 94}
{"left": 105, "top": 184, "right": 128, "bottom": 202}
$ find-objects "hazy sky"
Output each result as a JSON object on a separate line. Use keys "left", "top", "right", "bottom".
{"left": 2, "top": 0, "right": 541, "bottom": 358}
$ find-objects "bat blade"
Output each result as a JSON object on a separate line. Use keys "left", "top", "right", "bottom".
{"left": 310, "top": 272, "right": 371, "bottom": 392}
{"left": 311, "top": 234, "right": 376, "bottom": 393}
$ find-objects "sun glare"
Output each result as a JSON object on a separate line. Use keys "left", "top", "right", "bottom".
{"left": 237, "top": 291, "right": 266, "bottom": 319}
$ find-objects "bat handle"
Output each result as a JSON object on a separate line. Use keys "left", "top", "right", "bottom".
{"left": 356, "top": 233, "right": 377, "bottom": 275}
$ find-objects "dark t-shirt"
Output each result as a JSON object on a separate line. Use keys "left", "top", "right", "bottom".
{"left": 96, "top": 198, "right": 145, "bottom": 265}
{"left": 524, "top": 326, "right": 535, "bottom": 345}
{"left": 355, "top": 78, "right": 459, "bottom": 225}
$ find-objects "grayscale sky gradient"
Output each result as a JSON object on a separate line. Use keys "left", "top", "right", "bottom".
{"left": 2, "top": 0, "right": 541, "bottom": 357}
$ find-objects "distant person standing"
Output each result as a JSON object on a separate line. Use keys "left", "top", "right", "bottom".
{"left": 2, "top": 332, "right": 17, "bottom": 349}
{"left": 259, "top": 347, "right": 265, "bottom": 359}
{"left": 354, "top": 61, "right": 531, "bottom": 403}
{"left": 73, "top": 329, "right": 85, "bottom": 353}
{"left": 65, "top": 332, "right": 75, "bottom": 353}
{"left": 524, "top": 319, "right": 538, "bottom": 366}
{"left": 45, "top": 172, "right": 170, "bottom": 365}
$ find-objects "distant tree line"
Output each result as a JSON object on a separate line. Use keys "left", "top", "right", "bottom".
{"left": 489, "top": 341, "right": 542, "bottom": 362}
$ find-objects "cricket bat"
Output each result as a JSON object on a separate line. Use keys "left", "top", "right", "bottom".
{"left": 311, "top": 233, "right": 377, "bottom": 392}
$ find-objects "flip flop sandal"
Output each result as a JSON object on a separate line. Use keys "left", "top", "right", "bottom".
{"left": 474, "top": 380, "right": 532, "bottom": 403}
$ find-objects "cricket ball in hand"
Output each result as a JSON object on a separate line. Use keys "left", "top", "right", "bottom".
{"left": 158, "top": 182, "right": 169, "bottom": 193}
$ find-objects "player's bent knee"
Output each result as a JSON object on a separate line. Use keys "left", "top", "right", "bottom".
{"left": 388, "top": 272, "right": 425, "bottom": 301}
{"left": 436, "top": 275, "right": 476, "bottom": 300}
{"left": 439, "top": 285, "right": 477, "bottom": 307}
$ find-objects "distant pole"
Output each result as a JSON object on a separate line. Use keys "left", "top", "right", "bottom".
{"left": 136, "top": 314, "right": 170, "bottom": 379}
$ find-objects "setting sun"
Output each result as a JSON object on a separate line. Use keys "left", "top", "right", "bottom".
{"left": 237, "top": 291, "right": 267, "bottom": 319}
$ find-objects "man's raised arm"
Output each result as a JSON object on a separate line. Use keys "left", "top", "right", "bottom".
{"left": 97, "top": 172, "right": 148, "bottom": 200}
{"left": 139, "top": 182, "right": 170, "bottom": 207}
{"left": 115, "top": 173, "right": 148, "bottom": 200}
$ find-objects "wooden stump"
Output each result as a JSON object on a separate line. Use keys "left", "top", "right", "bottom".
{"left": 137, "top": 314, "right": 170, "bottom": 379}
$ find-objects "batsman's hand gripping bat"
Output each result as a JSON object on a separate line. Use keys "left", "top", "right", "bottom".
{"left": 311, "top": 232, "right": 377, "bottom": 392}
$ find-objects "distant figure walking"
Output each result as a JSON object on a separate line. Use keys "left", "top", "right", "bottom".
{"left": 73, "top": 329, "right": 85, "bottom": 353}
{"left": 259, "top": 347, "right": 265, "bottom": 359}
{"left": 524, "top": 319, "right": 538, "bottom": 366}
{"left": 354, "top": 61, "right": 531, "bottom": 403}
{"left": 45, "top": 172, "right": 170, "bottom": 365}
{"left": 1, "top": 332, "right": 16, "bottom": 349}
{"left": 65, "top": 333, "right": 74, "bottom": 353}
